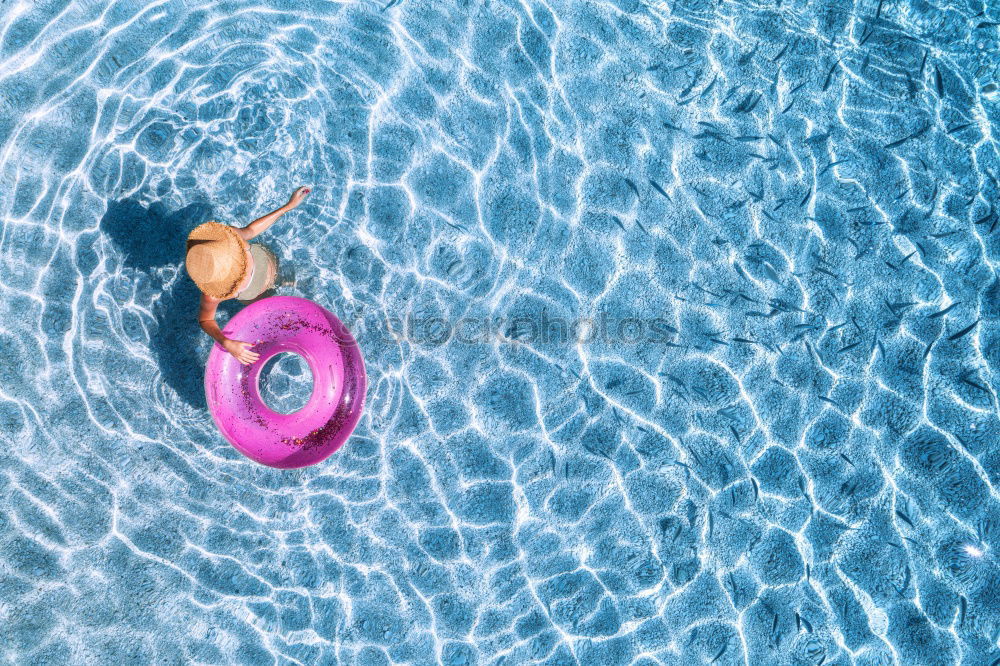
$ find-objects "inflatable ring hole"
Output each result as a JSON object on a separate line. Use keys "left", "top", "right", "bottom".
{"left": 256, "top": 352, "right": 314, "bottom": 414}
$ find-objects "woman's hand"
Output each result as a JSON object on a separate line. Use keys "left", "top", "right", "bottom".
{"left": 286, "top": 186, "right": 311, "bottom": 209}
{"left": 240, "top": 188, "right": 310, "bottom": 240}
{"left": 223, "top": 339, "right": 260, "bottom": 365}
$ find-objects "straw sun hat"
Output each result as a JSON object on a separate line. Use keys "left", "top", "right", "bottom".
{"left": 185, "top": 221, "right": 250, "bottom": 299}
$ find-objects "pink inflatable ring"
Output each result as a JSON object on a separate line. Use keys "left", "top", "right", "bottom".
{"left": 204, "top": 296, "right": 366, "bottom": 469}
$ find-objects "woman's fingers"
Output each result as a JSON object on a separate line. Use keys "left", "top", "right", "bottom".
{"left": 287, "top": 187, "right": 310, "bottom": 208}
{"left": 239, "top": 348, "right": 259, "bottom": 364}
{"left": 228, "top": 340, "right": 260, "bottom": 365}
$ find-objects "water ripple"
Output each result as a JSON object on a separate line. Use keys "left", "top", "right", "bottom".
{"left": 1, "top": 0, "right": 1000, "bottom": 663}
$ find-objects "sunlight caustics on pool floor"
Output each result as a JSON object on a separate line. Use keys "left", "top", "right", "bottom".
{"left": 1, "top": 0, "right": 999, "bottom": 663}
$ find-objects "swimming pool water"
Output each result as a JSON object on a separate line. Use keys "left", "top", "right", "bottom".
{"left": 1, "top": 0, "right": 999, "bottom": 663}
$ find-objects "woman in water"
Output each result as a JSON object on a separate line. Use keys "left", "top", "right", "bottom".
{"left": 184, "top": 186, "right": 310, "bottom": 364}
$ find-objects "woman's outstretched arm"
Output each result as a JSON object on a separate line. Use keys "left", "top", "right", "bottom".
{"left": 238, "top": 186, "right": 310, "bottom": 241}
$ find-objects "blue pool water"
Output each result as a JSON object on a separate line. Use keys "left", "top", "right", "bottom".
{"left": 1, "top": 0, "right": 999, "bottom": 663}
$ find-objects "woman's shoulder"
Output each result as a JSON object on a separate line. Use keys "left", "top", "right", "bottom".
{"left": 199, "top": 293, "right": 225, "bottom": 310}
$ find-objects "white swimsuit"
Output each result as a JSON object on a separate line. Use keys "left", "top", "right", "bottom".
{"left": 235, "top": 247, "right": 255, "bottom": 296}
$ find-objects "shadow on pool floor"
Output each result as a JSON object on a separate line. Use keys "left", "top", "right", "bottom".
{"left": 100, "top": 198, "right": 240, "bottom": 409}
